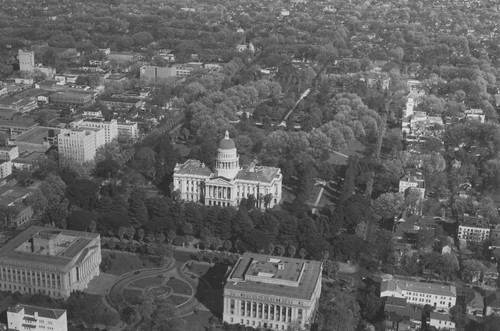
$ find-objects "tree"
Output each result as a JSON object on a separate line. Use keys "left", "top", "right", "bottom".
{"left": 94, "top": 159, "right": 120, "bottom": 179}
{"left": 276, "top": 245, "right": 285, "bottom": 257}
{"left": 324, "top": 260, "right": 339, "bottom": 278}
{"left": 138, "top": 299, "right": 156, "bottom": 320}
{"left": 373, "top": 192, "right": 405, "bottom": 220}
{"left": 66, "top": 179, "right": 99, "bottom": 210}
{"left": 461, "top": 259, "right": 486, "bottom": 283}
{"left": 67, "top": 209, "right": 99, "bottom": 231}
{"left": 288, "top": 245, "right": 297, "bottom": 258}
{"left": 299, "top": 248, "right": 307, "bottom": 259}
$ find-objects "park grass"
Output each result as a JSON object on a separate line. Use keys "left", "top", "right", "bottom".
{"left": 102, "top": 250, "right": 159, "bottom": 276}
{"left": 167, "top": 294, "right": 189, "bottom": 306}
{"left": 184, "top": 310, "right": 224, "bottom": 331}
{"left": 167, "top": 278, "right": 192, "bottom": 295}
{"left": 186, "top": 262, "right": 211, "bottom": 277}
{"left": 122, "top": 288, "right": 143, "bottom": 305}
{"left": 129, "top": 276, "right": 165, "bottom": 289}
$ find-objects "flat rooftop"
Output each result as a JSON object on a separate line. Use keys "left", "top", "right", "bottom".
{"left": 8, "top": 304, "right": 66, "bottom": 320}
{"left": 0, "top": 226, "right": 99, "bottom": 269}
{"left": 382, "top": 276, "right": 456, "bottom": 297}
{"left": 225, "top": 253, "right": 322, "bottom": 300}
{"left": 13, "top": 126, "right": 60, "bottom": 144}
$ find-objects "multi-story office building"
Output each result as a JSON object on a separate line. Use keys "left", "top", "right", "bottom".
{"left": 0, "top": 226, "right": 101, "bottom": 298}
{"left": 0, "top": 146, "right": 19, "bottom": 161}
{"left": 7, "top": 304, "right": 67, "bottom": 331}
{"left": 0, "top": 160, "right": 12, "bottom": 178}
{"left": 380, "top": 276, "right": 456, "bottom": 310}
{"left": 173, "top": 131, "right": 282, "bottom": 209}
{"left": 57, "top": 129, "right": 97, "bottom": 165}
{"left": 117, "top": 121, "right": 139, "bottom": 140}
{"left": 18, "top": 50, "right": 35, "bottom": 72}
{"left": 223, "top": 253, "right": 322, "bottom": 330}
{"left": 72, "top": 118, "right": 117, "bottom": 144}
{"left": 458, "top": 215, "right": 491, "bottom": 243}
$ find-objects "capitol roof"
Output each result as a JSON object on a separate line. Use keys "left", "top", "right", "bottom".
{"left": 219, "top": 130, "right": 235, "bottom": 150}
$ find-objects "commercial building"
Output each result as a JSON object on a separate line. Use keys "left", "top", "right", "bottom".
{"left": 49, "top": 91, "right": 95, "bottom": 108}
{"left": 173, "top": 131, "right": 282, "bottom": 209}
{"left": 140, "top": 63, "right": 202, "bottom": 83}
{"left": 458, "top": 215, "right": 491, "bottom": 243}
{"left": 0, "top": 226, "right": 101, "bottom": 298}
{"left": 11, "top": 127, "right": 60, "bottom": 153}
{"left": 0, "top": 120, "right": 38, "bottom": 139}
{"left": 72, "top": 118, "right": 117, "bottom": 144}
{"left": 223, "top": 253, "right": 322, "bottom": 330}
{"left": 7, "top": 304, "right": 67, "bottom": 331}
{"left": 380, "top": 276, "right": 456, "bottom": 310}
{"left": 0, "top": 97, "right": 38, "bottom": 113}
{"left": 57, "top": 129, "right": 97, "bottom": 166}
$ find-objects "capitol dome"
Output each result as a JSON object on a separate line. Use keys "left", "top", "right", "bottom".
{"left": 219, "top": 131, "right": 236, "bottom": 150}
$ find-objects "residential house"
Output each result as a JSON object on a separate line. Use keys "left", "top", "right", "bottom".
{"left": 466, "top": 291, "right": 484, "bottom": 317}
{"left": 429, "top": 312, "right": 456, "bottom": 330}
{"left": 482, "top": 263, "right": 499, "bottom": 287}
{"left": 484, "top": 292, "right": 500, "bottom": 316}
{"left": 384, "top": 297, "right": 423, "bottom": 331}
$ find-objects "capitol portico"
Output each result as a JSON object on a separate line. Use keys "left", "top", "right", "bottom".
{"left": 173, "top": 131, "right": 282, "bottom": 209}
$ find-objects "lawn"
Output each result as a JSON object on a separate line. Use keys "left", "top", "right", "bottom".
{"left": 167, "top": 278, "right": 192, "bottom": 295}
{"left": 129, "top": 275, "right": 165, "bottom": 289}
{"left": 167, "top": 294, "right": 189, "bottom": 306}
{"left": 123, "top": 288, "right": 143, "bottom": 305}
{"left": 186, "top": 262, "right": 211, "bottom": 276}
{"left": 102, "top": 250, "right": 159, "bottom": 276}
{"left": 184, "top": 311, "right": 224, "bottom": 331}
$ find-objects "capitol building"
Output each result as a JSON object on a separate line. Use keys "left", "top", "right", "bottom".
{"left": 173, "top": 131, "right": 282, "bottom": 209}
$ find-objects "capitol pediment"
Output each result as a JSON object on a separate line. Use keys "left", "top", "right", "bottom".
{"left": 207, "top": 177, "right": 233, "bottom": 185}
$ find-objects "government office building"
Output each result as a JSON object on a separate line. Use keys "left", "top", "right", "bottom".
{"left": 0, "top": 226, "right": 101, "bottom": 298}
{"left": 223, "top": 253, "right": 322, "bottom": 330}
{"left": 173, "top": 131, "right": 282, "bottom": 209}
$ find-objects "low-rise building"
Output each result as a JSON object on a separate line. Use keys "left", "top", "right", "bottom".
{"left": 380, "top": 276, "right": 456, "bottom": 310}
{"left": 0, "top": 97, "right": 38, "bottom": 113}
{"left": 0, "top": 120, "right": 38, "bottom": 139}
{"left": 0, "top": 160, "right": 12, "bottom": 179}
{"left": 100, "top": 96, "right": 142, "bottom": 111}
{"left": 399, "top": 174, "right": 425, "bottom": 198}
{"left": 11, "top": 127, "right": 60, "bottom": 153}
{"left": 7, "top": 304, "right": 67, "bottom": 331}
{"left": 466, "top": 290, "right": 484, "bottom": 317}
{"left": 483, "top": 263, "right": 499, "bottom": 287}
{"left": 485, "top": 292, "right": 500, "bottom": 316}
{"left": 223, "top": 253, "right": 322, "bottom": 330}
{"left": 429, "top": 312, "right": 455, "bottom": 330}
{"left": 49, "top": 91, "right": 95, "bottom": 108}
{"left": 384, "top": 297, "right": 423, "bottom": 331}
{"left": 0, "top": 226, "right": 101, "bottom": 298}
{"left": 465, "top": 109, "right": 485, "bottom": 123}
{"left": 0, "top": 186, "right": 34, "bottom": 227}
{"left": 458, "top": 215, "right": 491, "bottom": 243}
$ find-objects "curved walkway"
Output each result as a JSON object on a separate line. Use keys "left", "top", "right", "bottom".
{"left": 107, "top": 258, "right": 212, "bottom": 317}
